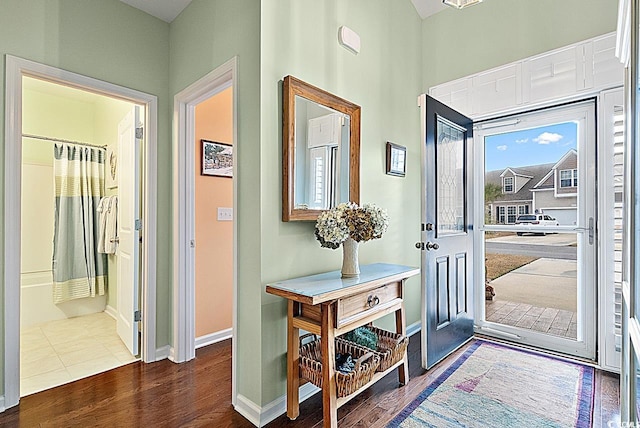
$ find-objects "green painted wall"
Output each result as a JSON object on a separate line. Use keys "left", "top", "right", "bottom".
{"left": 169, "top": 0, "right": 262, "bottom": 405}
{"left": 421, "top": 0, "right": 619, "bottom": 90}
{"left": 0, "top": 0, "right": 170, "bottom": 396}
{"left": 0, "top": 0, "right": 621, "bottom": 413}
{"left": 259, "top": 0, "right": 423, "bottom": 405}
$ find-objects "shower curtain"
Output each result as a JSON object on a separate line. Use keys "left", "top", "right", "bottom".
{"left": 52, "top": 144, "right": 107, "bottom": 304}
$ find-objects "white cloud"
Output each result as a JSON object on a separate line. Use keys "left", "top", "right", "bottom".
{"left": 515, "top": 138, "right": 528, "bottom": 144}
{"left": 534, "top": 132, "right": 563, "bottom": 145}
{"left": 496, "top": 145, "right": 508, "bottom": 151}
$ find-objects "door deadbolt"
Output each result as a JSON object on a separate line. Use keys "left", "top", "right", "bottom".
{"left": 415, "top": 241, "right": 439, "bottom": 250}
{"left": 426, "top": 242, "right": 439, "bottom": 251}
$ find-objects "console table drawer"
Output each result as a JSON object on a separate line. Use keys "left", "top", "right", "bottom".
{"left": 336, "top": 282, "right": 401, "bottom": 327}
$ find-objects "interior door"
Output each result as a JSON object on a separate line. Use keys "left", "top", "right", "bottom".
{"left": 116, "top": 106, "right": 141, "bottom": 356}
{"left": 419, "top": 95, "right": 474, "bottom": 370}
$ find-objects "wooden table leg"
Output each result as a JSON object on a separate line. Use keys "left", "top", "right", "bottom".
{"left": 287, "top": 301, "right": 300, "bottom": 420}
{"left": 395, "top": 301, "right": 409, "bottom": 386}
{"left": 321, "top": 302, "right": 337, "bottom": 428}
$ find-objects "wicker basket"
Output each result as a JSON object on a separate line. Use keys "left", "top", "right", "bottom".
{"left": 360, "top": 325, "right": 409, "bottom": 372}
{"left": 299, "top": 334, "right": 380, "bottom": 398}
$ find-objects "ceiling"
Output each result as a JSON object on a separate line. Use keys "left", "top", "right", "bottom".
{"left": 411, "top": 0, "right": 448, "bottom": 19}
{"left": 119, "top": 0, "right": 193, "bottom": 23}
{"left": 118, "top": 0, "right": 444, "bottom": 24}
{"left": 24, "top": 76, "right": 103, "bottom": 104}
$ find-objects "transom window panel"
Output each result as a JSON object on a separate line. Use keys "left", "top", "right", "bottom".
{"left": 503, "top": 177, "right": 514, "bottom": 193}
{"left": 560, "top": 169, "right": 578, "bottom": 188}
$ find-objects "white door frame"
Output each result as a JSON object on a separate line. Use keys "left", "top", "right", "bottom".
{"left": 172, "top": 57, "right": 238, "bottom": 402}
{"left": 3, "top": 55, "right": 158, "bottom": 409}
{"left": 473, "top": 100, "right": 597, "bottom": 360}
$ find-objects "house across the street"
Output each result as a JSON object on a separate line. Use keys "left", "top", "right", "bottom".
{"left": 485, "top": 149, "right": 578, "bottom": 226}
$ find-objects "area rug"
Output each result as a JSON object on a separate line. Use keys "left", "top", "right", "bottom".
{"left": 388, "top": 341, "right": 594, "bottom": 428}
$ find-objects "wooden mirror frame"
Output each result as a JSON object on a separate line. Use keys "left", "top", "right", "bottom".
{"left": 282, "top": 75, "right": 361, "bottom": 222}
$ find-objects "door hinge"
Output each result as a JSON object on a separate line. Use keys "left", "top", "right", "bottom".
{"left": 134, "top": 310, "right": 141, "bottom": 322}
{"left": 135, "top": 127, "right": 144, "bottom": 139}
{"left": 135, "top": 219, "right": 143, "bottom": 230}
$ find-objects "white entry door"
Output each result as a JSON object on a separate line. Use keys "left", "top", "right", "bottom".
{"left": 116, "top": 106, "right": 141, "bottom": 356}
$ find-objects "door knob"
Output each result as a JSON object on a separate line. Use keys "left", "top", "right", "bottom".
{"left": 415, "top": 242, "right": 424, "bottom": 250}
{"left": 426, "top": 242, "right": 439, "bottom": 251}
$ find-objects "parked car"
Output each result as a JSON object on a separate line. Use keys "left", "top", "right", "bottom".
{"left": 515, "top": 214, "right": 559, "bottom": 235}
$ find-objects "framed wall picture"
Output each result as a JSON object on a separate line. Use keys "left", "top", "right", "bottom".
{"left": 201, "top": 140, "right": 233, "bottom": 178}
{"left": 386, "top": 141, "right": 406, "bottom": 177}
{"left": 106, "top": 144, "right": 118, "bottom": 189}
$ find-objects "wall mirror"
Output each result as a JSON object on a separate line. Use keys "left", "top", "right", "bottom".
{"left": 282, "top": 75, "right": 361, "bottom": 221}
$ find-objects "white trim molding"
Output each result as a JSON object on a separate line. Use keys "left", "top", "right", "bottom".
{"left": 4, "top": 55, "right": 158, "bottom": 409}
{"left": 172, "top": 57, "right": 239, "bottom": 403}
{"left": 235, "top": 394, "right": 262, "bottom": 427}
{"left": 105, "top": 305, "right": 118, "bottom": 320}
{"left": 406, "top": 320, "right": 421, "bottom": 337}
{"left": 155, "top": 345, "right": 172, "bottom": 362}
{"left": 195, "top": 328, "right": 233, "bottom": 349}
{"left": 236, "top": 383, "right": 320, "bottom": 427}
{"left": 0, "top": 395, "right": 5, "bottom": 413}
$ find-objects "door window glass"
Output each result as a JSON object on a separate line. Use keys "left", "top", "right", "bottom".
{"left": 436, "top": 115, "right": 466, "bottom": 235}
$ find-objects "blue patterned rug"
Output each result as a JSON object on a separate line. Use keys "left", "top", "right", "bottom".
{"left": 388, "top": 341, "right": 594, "bottom": 428}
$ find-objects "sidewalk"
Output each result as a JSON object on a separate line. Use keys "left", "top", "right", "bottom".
{"left": 485, "top": 258, "right": 577, "bottom": 339}
{"left": 488, "top": 258, "right": 576, "bottom": 312}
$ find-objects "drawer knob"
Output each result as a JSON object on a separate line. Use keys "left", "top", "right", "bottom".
{"left": 367, "top": 295, "right": 380, "bottom": 308}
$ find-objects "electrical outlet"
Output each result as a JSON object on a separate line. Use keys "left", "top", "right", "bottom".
{"left": 217, "top": 207, "right": 233, "bottom": 221}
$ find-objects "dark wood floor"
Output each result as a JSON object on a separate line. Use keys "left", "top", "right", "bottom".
{"left": 0, "top": 335, "right": 620, "bottom": 427}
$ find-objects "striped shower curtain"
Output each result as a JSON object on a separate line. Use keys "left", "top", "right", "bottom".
{"left": 52, "top": 144, "right": 107, "bottom": 304}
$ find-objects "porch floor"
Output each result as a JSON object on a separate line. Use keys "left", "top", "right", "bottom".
{"left": 486, "top": 299, "right": 577, "bottom": 339}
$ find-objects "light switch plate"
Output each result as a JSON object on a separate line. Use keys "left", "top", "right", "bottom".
{"left": 217, "top": 207, "right": 233, "bottom": 221}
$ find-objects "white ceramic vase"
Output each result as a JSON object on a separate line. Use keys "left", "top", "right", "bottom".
{"left": 341, "top": 237, "right": 360, "bottom": 278}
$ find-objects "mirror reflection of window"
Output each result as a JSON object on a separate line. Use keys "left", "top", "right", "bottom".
{"left": 293, "top": 96, "right": 350, "bottom": 210}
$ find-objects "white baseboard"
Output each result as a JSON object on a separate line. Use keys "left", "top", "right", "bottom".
{"left": 195, "top": 328, "right": 232, "bottom": 349}
{"left": 406, "top": 320, "right": 421, "bottom": 337}
{"left": 0, "top": 395, "right": 5, "bottom": 413}
{"left": 235, "top": 394, "right": 261, "bottom": 427}
{"left": 234, "top": 383, "right": 320, "bottom": 427}
{"left": 155, "top": 345, "right": 171, "bottom": 361}
{"left": 259, "top": 383, "right": 319, "bottom": 426}
{"left": 105, "top": 305, "right": 117, "bottom": 320}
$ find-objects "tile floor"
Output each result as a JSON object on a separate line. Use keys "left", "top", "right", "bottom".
{"left": 20, "top": 312, "right": 138, "bottom": 397}
{"left": 486, "top": 299, "right": 578, "bottom": 339}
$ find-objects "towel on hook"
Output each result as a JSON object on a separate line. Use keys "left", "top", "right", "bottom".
{"left": 104, "top": 196, "right": 118, "bottom": 254}
{"left": 97, "top": 197, "right": 109, "bottom": 253}
{"left": 98, "top": 196, "right": 118, "bottom": 254}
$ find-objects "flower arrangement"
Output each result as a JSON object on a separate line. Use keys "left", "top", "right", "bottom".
{"left": 314, "top": 202, "right": 389, "bottom": 249}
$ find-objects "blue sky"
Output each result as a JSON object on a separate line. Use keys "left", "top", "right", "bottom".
{"left": 484, "top": 121, "right": 578, "bottom": 172}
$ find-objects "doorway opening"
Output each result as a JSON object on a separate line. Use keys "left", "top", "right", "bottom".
{"left": 19, "top": 77, "right": 143, "bottom": 396}
{"left": 4, "top": 56, "right": 158, "bottom": 410}
{"left": 172, "top": 57, "right": 238, "bottom": 406}
{"left": 475, "top": 100, "right": 597, "bottom": 360}
{"left": 194, "top": 87, "right": 234, "bottom": 348}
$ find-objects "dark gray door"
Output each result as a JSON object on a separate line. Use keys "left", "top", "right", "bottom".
{"left": 420, "top": 95, "right": 474, "bottom": 370}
